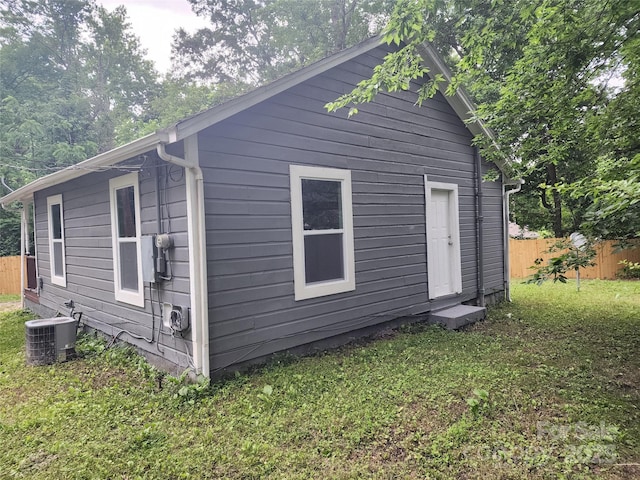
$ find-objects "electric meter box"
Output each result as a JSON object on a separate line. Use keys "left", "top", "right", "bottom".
{"left": 141, "top": 235, "right": 157, "bottom": 283}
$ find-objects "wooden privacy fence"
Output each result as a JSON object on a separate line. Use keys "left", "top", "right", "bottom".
{"left": 510, "top": 238, "right": 640, "bottom": 279}
{"left": 2, "top": 243, "right": 637, "bottom": 293}
{"left": 0, "top": 256, "right": 22, "bottom": 295}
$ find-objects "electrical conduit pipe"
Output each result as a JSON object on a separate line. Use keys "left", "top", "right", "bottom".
{"left": 156, "top": 140, "right": 210, "bottom": 378}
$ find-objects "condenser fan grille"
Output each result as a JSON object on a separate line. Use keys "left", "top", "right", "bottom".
{"left": 26, "top": 324, "right": 56, "bottom": 365}
{"left": 25, "top": 317, "right": 77, "bottom": 365}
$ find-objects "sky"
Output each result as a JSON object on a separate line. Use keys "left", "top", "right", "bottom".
{"left": 99, "top": 0, "right": 209, "bottom": 74}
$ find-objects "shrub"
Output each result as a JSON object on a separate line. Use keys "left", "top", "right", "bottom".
{"left": 617, "top": 259, "right": 640, "bottom": 279}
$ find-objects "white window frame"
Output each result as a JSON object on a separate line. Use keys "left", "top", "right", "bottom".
{"left": 47, "top": 194, "right": 67, "bottom": 287}
{"left": 290, "top": 165, "right": 355, "bottom": 301}
{"left": 109, "top": 172, "right": 144, "bottom": 307}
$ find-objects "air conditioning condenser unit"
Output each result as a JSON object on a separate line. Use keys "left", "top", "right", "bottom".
{"left": 25, "top": 317, "right": 78, "bottom": 365}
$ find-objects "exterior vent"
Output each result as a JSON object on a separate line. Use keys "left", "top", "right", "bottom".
{"left": 25, "top": 317, "right": 78, "bottom": 365}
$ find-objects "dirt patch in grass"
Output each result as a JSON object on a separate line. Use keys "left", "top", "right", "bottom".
{"left": 71, "top": 364, "right": 138, "bottom": 390}
{"left": 1, "top": 385, "right": 30, "bottom": 405}
{"left": 89, "top": 369, "right": 133, "bottom": 389}
{"left": 18, "top": 451, "right": 58, "bottom": 473}
{"left": 0, "top": 301, "right": 21, "bottom": 313}
{"left": 343, "top": 398, "right": 468, "bottom": 477}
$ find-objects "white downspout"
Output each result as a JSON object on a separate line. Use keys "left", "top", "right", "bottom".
{"left": 32, "top": 202, "right": 39, "bottom": 295}
{"left": 156, "top": 139, "right": 210, "bottom": 378}
{"left": 503, "top": 179, "right": 524, "bottom": 302}
{"left": 2, "top": 200, "right": 30, "bottom": 309}
{"left": 20, "top": 206, "right": 26, "bottom": 310}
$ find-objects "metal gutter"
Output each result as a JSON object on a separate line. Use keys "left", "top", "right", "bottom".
{"left": 0, "top": 133, "right": 160, "bottom": 205}
{"left": 32, "top": 202, "right": 39, "bottom": 295}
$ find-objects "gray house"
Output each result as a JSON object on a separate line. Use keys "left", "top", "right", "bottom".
{"left": 1, "top": 38, "right": 520, "bottom": 377}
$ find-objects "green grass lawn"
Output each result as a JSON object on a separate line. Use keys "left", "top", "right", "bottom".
{"left": 0, "top": 294, "right": 20, "bottom": 303}
{"left": 1, "top": 280, "right": 638, "bottom": 479}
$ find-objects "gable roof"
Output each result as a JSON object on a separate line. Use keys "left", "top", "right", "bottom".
{"left": 1, "top": 36, "right": 510, "bottom": 206}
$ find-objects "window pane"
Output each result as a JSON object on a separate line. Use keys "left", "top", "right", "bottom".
{"left": 53, "top": 242, "right": 63, "bottom": 277}
{"left": 304, "top": 233, "right": 344, "bottom": 283}
{"left": 51, "top": 204, "right": 62, "bottom": 239}
{"left": 119, "top": 242, "right": 139, "bottom": 291}
{"left": 116, "top": 186, "right": 137, "bottom": 238}
{"left": 302, "top": 179, "right": 342, "bottom": 230}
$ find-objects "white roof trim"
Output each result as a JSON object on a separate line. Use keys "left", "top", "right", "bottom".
{"left": 170, "top": 36, "right": 384, "bottom": 140}
{"left": 1, "top": 36, "right": 511, "bottom": 206}
{"left": 414, "top": 42, "right": 510, "bottom": 174}
{"left": 415, "top": 42, "right": 489, "bottom": 138}
{"left": 1, "top": 133, "right": 160, "bottom": 204}
{"left": 170, "top": 37, "right": 509, "bottom": 174}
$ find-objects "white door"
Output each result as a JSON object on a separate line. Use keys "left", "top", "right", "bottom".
{"left": 425, "top": 179, "right": 462, "bottom": 299}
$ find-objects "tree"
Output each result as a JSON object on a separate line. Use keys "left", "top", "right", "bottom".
{"left": 326, "top": 0, "right": 640, "bottom": 238}
{"left": 82, "top": 4, "right": 159, "bottom": 152}
{"left": 563, "top": 155, "right": 640, "bottom": 242}
{"left": 526, "top": 236, "right": 597, "bottom": 291}
{"left": 172, "top": 0, "right": 395, "bottom": 84}
{"left": 0, "top": 0, "right": 160, "bottom": 191}
{"left": 563, "top": 26, "right": 640, "bottom": 242}
{"left": 116, "top": 77, "right": 248, "bottom": 145}
{"left": 0, "top": 207, "right": 21, "bottom": 257}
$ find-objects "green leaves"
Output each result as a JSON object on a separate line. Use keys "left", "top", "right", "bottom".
{"left": 325, "top": 0, "right": 639, "bottom": 239}
{"left": 326, "top": 43, "right": 429, "bottom": 114}
{"left": 561, "top": 155, "right": 640, "bottom": 241}
{"left": 618, "top": 260, "right": 640, "bottom": 280}
{"left": 383, "top": 0, "right": 431, "bottom": 45}
{"left": 0, "top": 209, "right": 20, "bottom": 256}
{"left": 0, "top": 0, "right": 159, "bottom": 190}
{"left": 172, "top": 0, "right": 391, "bottom": 85}
{"left": 166, "top": 371, "right": 211, "bottom": 405}
{"left": 466, "top": 388, "right": 490, "bottom": 417}
{"left": 525, "top": 237, "right": 597, "bottom": 289}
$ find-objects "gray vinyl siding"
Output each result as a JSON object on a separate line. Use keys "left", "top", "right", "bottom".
{"left": 31, "top": 153, "right": 193, "bottom": 369}
{"left": 481, "top": 164, "right": 506, "bottom": 294}
{"left": 199, "top": 44, "right": 505, "bottom": 372}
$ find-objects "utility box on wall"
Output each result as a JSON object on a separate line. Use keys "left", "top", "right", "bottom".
{"left": 141, "top": 235, "right": 157, "bottom": 283}
{"left": 162, "top": 303, "right": 190, "bottom": 334}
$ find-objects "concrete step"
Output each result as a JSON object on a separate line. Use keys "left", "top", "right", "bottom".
{"left": 430, "top": 304, "right": 486, "bottom": 330}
